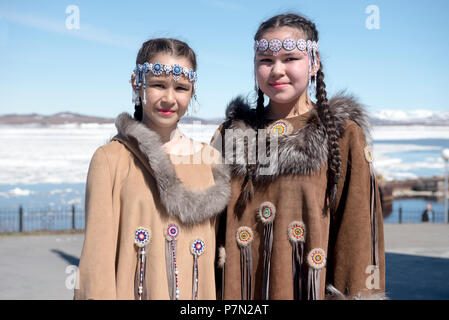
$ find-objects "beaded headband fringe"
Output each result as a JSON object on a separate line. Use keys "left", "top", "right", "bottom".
{"left": 132, "top": 62, "right": 198, "bottom": 106}
{"left": 254, "top": 38, "right": 319, "bottom": 97}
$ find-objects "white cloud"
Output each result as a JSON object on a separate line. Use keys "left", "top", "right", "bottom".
{"left": 0, "top": 9, "right": 139, "bottom": 49}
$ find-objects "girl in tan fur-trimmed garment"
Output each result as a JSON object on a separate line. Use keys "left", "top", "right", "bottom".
{"left": 211, "top": 13, "right": 386, "bottom": 300}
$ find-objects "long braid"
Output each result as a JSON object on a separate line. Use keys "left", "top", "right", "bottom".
{"left": 315, "top": 65, "right": 342, "bottom": 211}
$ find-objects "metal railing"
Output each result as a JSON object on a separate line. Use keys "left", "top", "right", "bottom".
{"left": 384, "top": 207, "right": 447, "bottom": 224}
{"left": 0, "top": 205, "right": 85, "bottom": 234}
{"left": 1, "top": 204, "right": 446, "bottom": 233}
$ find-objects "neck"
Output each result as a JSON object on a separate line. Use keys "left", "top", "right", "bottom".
{"left": 142, "top": 119, "right": 180, "bottom": 144}
{"left": 266, "top": 91, "right": 312, "bottom": 120}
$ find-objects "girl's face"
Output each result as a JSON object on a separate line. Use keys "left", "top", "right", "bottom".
{"left": 255, "top": 26, "right": 317, "bottom": 105}
{"left": 133, "top": 53, "right": 194, "bottom": 130}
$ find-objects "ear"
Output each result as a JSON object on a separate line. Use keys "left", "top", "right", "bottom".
{"left": 130, "top": 73, "right": 137, "bottom": 92}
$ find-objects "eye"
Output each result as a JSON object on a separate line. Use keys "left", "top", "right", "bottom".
{"left": 151, "top": 83, "right": 165, "bottom": 88}
{"left": 285, "top": 57, "right": 299, "bottom": 62}
{"left": 176, "top": 86, "right": 190, "bottom": 91}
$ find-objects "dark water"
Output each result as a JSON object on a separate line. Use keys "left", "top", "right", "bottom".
{"left": 0, "top": 183, "right": 85, "bottom": 209}
{"left": 384, "top": 197, "right": 447, "bottom": 224}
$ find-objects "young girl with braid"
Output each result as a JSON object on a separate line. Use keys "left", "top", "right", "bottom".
{"left": 211, "top": 13, "right": 386, "bottom": 300}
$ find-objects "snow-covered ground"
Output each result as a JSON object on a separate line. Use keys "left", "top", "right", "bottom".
{"left": 0, "top": 123, "right": 448, "bottom": 185}
{"left": 0, "top": 123, "right": 219, "bottom": 185}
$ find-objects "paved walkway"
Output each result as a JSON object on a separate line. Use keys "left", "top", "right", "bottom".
{"left": 383, "top": 224, "right": 449, "bottom": 299}
{"left": 0, "top": 231, "right": 83, "bottom": 300}
{"left": 0, "top": 224, "right": 448, "bottom": 299}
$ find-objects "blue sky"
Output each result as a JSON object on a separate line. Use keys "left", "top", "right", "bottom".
{"left": 0, "top": 0, "right": 448, "bottom": 119}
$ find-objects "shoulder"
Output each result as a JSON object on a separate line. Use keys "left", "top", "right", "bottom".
{"left": 341, "top": 119, "right": 368, "bottom": 144}
{"left": 90, "top": 140, "right": 132, "bottom": 169}
{"left": 329, "top": 90, "right": 372, "bottom": 143}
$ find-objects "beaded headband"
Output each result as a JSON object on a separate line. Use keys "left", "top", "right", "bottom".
{"left": 254, "top": 38, "right": 318, "bottom": 56}
{"left": 255, "top": 38, "right": 319, "bottom": 96}
{"left": 133, "top": 62, "right": 198, "bottom": 105}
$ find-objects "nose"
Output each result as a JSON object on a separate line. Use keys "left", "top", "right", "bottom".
{"left": 270, "top": 60, "right": 285, "bottom": 78}
{"left": 161, "top": 87, "right": 176, "bottom": 107}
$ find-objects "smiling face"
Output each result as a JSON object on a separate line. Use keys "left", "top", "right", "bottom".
{"left": 255, "top": 26, "right": 318, "bottom": 105}
{"left": 133, "top": 53, "right": 194, "bottom": 131}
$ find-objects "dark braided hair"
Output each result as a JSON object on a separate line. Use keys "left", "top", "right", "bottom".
{"left": 133, "top": 38, "right": 197, "bottom": 121}
{"left": 236, "top": 13, "right": 342, "bottom": 215}
{"left": 233, "top": 88, "right": 264, "bottom": 217}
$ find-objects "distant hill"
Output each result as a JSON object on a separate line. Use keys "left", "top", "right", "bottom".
{"left": 0, "top": 112, "right": 114, "bottom": 125}
{"left": 369, "top": 110, "right": 449, "bottom": 126}
{"left": 0, "top": 110, "right": 447, "bottom": 126}
{"left": 0, "top": 112, "right": 224, "bottom": 125}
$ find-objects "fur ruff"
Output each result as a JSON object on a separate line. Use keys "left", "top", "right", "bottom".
{"left": 325, "top": 284, "right": 388, "bottom": 300}
{"left": 217, "top": 246, "right": 226, "bottom": 269}
{"left": 113, "top": 113, "right": 231, "bottom": 225}
{"left": 220, "top": 90, "right": 371, "bottom": 181}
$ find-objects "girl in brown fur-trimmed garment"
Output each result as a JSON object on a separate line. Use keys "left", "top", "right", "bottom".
{"left": 74, "top": 38, "right": 230, "bottom": 300}
{"left": 211, "top": 13, "right": 386, "bottom": 300}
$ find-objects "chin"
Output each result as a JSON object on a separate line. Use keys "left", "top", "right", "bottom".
{"left": 144, "top": 113, "right": 180, "bottom": 128}
{"left": 154, "top": 117, "right": 179, "bottom": 127}
{"left": 269, "top": 94, "right": 299, "bottom": 105}
{"left": 268, "top": 88, "right": 306, "bottom": 104}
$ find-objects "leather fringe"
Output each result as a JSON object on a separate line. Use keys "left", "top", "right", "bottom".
{"left": 240, "top": 246, "right": 252, "bottom": 300}
{"left": 307, "top": 268, "right": 321, "bottom": 300}
{"left": 261, "top": 222, "right": 273, "bottom": 300}
{"left": 292, "top": 242, "right": 305, "bottom": 300}
{"left": 369, "top": 163, "right": 379, "bottom": 267}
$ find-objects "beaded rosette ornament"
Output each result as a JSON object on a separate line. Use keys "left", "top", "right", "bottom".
{"left": 134, "top": 227, "right": 151, "bottom": 300}
{"left": 165, "top": 223, "right": 180, "bottom": 300}
{"left": 267, "top": 119, "right": 293, "bottom": 137}
{"left": 306, "top": 248, "right": 326, "bottom": 300}
{"left": 255, "top": 37, "right": 319, "bottom": 97}
{"left": 132, "top": 61, "right": 198, "bottom": 109}
{"left": 287, "top": 221, "right": 306, "bottom": 300}
{"left": 257, "top": 202, "right": 276, "bottom": 300}
{"left": 236, "top": 226, "right": 254, "bottom": 300}
{"left": 190, "top": 239, "right": 206, "bottom": 300}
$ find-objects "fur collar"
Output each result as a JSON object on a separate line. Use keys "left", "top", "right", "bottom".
{"left": 111, "top": 113, "right": 231, "bottom": 225}
{"left": 220, "top": 90, "right": 371, "bottom": 181}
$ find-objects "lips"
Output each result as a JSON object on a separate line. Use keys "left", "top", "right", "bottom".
{"left": 269, "top": 82, "right": 289, "bottom": 89}
{"left": 158, "top": 109, "right": 175, "bottom": 116}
